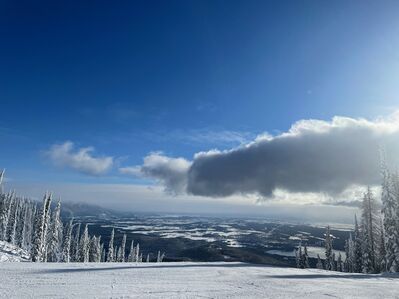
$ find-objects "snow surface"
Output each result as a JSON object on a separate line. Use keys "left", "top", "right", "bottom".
{"left": 0, "top": 241, "right": 29, "bottom": 262}
{"left": 1, "top": 262, "right": 399, "bottom": 298}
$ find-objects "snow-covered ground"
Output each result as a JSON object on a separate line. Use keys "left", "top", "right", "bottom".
{"left": 0, "top": 241, "right": 29, "bottom": 262}
{"left": 1, "top": 262, "right": 399, "bottom": 298}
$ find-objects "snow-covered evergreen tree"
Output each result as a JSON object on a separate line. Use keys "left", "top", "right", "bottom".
{"left": 128, "top": 240, "right": 135, "bottom": 262}
{"left": 100, "top": 243, "right": 105, "bottom": 262}
{"left": 31, "top": 193, "right": 52, "bottom": 262}
{"left": 337, "top": 252, "right": 343, "bottom": 272}
{"left": 135, "top": 243, "right": 140, "bottom": 263}
{"left": 331, "top": 252, "right": 336, "bottom": 271}
{"left": 62, "top": 219, "right": 73, "bottom": 263}
{"left": 79, "top": 224, "right": 90, "bottom": 263}
{"left": 117, "top": 246, "right": 123, "bottom": 262}
{"left": 113, "top": 246, "right": 118, "bottom": 262}
{"left": 107, "top": 229, "right": 115, "bottom": 262}
{"left": 316, "top": 254, "right": 323, "bottom": 269}
{"left": 0, "top": 191, "right": 14, "bottom": 241}
{"left": 344, "top": 236, "right": 353, "bottom": 272}
{"left": 324, "top": 226, "right": 333, "bottom": 271}
{"left": 72, "top": 223, "right": 81, "bottom": 262}
{"left": 47, "top": 200, "right": 63, "bottom": 262}
{"left": 295, "top": 245, "right": 300, "bottom": 268}
{"left": 156, "top": 251, "right": 165, "bottom": 262}
{"left": 378, "top": 219, "right": 387, "bottom": 272}
{"left": 353, "top": 216, "right": 363, "bottom": 273}
{"left": 381, "top": 164, "right": 399, "bottom": 272}
{"left": 8, "top": 199, "right": 20, "bottom": 245}
{"left": 89, "top": 235, "right": 101, "bottom": 262}
{"left": 303, "top": 244, "right": 309, "bottom": 268}
{"left": 361, "top": 188, "right": 379, "bottom": 273}
{"left": 96, "top": 236, "right": 102, "bottom": 263}
{"left": 120, "top": 233, "right": 126, "bottom": 262}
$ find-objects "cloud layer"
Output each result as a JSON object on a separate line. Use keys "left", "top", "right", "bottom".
{"left": 47, "top": 141, "right": 114, "bottom": 176}
{"left": 129, "top": 114, "right": 399, "bottom": 198}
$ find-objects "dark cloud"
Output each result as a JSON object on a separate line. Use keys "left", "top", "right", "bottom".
{"left": 127, "top": 115, "right": 399, "bottom": 199}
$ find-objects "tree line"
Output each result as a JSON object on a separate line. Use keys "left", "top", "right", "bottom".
{"left": 0, "top": 170, "right": 165, "bottom": 263}
{"left": 296, "top": 163, "right": 399, "bottom": 273}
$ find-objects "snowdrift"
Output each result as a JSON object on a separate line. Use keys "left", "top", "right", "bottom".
{"left": 0, "top": 241, "right": 30, "bottom": 262}
{"left": 1, "top": 262, "right": 398, "bottom": 298}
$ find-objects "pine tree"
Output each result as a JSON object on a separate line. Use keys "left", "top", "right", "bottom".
{"left": 157, "top": 251, "right": 165, "bottom": 263}
{"left": 316, "top": 254, "right": 323, "bottom": 269}
{"left": 107, "top": 229, "right": 115, "bottom": 262}
{"left": 295, "top": 245, "right": 300, "bottom": 268}
{"left": 89, "top": 235, "right": 96, "bottom": 262}
{"left": 89, "top": 235, "right": 101, "bottom": 262}
{"left": 20, "top": 203, "right": 31, "bottom": 249}
{"left": 391, "top": 171, "right": 399, "bottom": 272}
{"left": 128, "top": 240, "right": 135, "bottom": 262}
{"left": 15, "top": 199, "right": 28, "bottom": 248}
{"left": 47, "top": 200, "right": 63, "bottom": 262}
{"left": 361, "top": 188, "right": 379, "bottom": 273}
{"left": 325, "top": 226, "right": 333, "bottom": 271}
{"left": 120, "top": 234, "right": 127, "bottom": 262}
{"left": 347, "top": 233, "right": 355, "bottom": 273}
{"left": 378, "top": 219, "right": 387, "bottom": 272}
{"left": 135, "top": 243, "right": 140, "bottom": 263}
{"left": 337, "top": 252, "right": 343, "bottom": 272}
{"left": 295, "top": 243, "right": 303, "bottom": 268}
{"left": 117, "top": 246, "right": 123, "bottom": 262}
{"left": 157, "top": 250, "right": 161, "bottom": 263}
{"left": 62, "top": 219, "right": 73, "bottom": 263}
{"left": 303, "top": 244, "right": 309, "bottom": 268}
{"left": 8, "top": 199, "right": 20, "bottom": 245}
{"left": 96, "top": 237, "right": 102, "bottom": 263}
{"left": 113, "top": 246, "right": 118, "bottom": 262}
{"left": 79, "top": 224, "right": 90, "bottom": 263}
{"left": 353, "top": 215, "right": 363, "bottom": 273}
{"left": 331, "top": 252, "right": 336, "bottom": 271}
{"left": 31, "top": 193, "right": 52, "bottom": 262}
{"left": 100, "top": 243, "right": 105, "bottom": 262}
{"left": 0, "top": 191, "right": 14, "bottom": 241}
{"left": 72, "top": 223, "right": 81, "bottom": 262}
{"left": 381, "top": 164, "right": 399, "bottom": 272}
{"left": 344, "top": 237, "right": 351, "bottom": 272}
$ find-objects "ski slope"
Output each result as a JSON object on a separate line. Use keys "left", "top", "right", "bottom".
{"left": 1, "top": 262, "right": 398, "bottom": 298}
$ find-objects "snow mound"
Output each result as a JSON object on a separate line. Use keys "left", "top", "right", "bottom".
{"left": 1, "top": 262, "right": 399, "bottom": 298}
{"left": 0, "top": 241, "right": 30, "bottom": 262}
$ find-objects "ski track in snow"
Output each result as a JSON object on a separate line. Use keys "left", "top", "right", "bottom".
{"left": 1, "top": 262, "right": 399, "bottom": 298}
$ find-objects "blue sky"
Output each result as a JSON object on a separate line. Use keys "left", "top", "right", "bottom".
{"left": 1, "top": 1, "right": 399, "bottom": 218}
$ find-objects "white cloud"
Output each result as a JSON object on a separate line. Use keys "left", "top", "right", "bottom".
{"left": 119, "top": 166, "right": 141, "bottom": 176}
{"left": 128, "top": 113, "right": 399, "bottom": 202}
{"left": 139, "top": 129, "right": 255, "bottom": 146}
{"left": 120, "top": 152, "right": 191, "bottom": 194}
{"left": 46, "top": 141, "right": 114, "bottom": 176}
